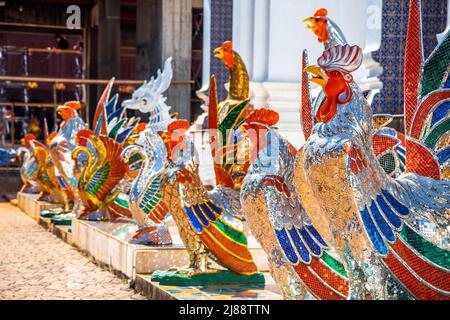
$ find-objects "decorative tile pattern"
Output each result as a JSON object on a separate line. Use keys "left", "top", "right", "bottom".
{"left": 210, "top": 0, "right": 233, "bottom": 101}
{"left": 372, "top": 0, "right": 447, "bottom": 115}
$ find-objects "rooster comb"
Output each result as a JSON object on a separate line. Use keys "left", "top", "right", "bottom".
{"left": 221, "top": 41, "right": 233, "bottom": 50}
{"left": 246, "top": 109, "right": 279, "bottom": 127}
{"left": 314, "top": 8, "right": 328, "bottom": 18}
{"left": 168, "top": 119, "right": 190, "bottom": 132}
{"left": 318, "top": 44, "right": 362, "bottom": 73}
{"left": 63, "top": 101, "right": 81, "bottom": 110}
{"left": 24, "top": 133, "right": 37, "bottom": 141}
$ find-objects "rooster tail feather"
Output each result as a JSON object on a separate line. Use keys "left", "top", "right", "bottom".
{"left": 383, "top": 225, "right": 450, "bottom": 299}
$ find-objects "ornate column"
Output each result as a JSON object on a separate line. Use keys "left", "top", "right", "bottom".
{"left": 209, "top": 0, "right": 233, "bottom": 101}
{"left": 371, "top": 0, "right": 448, "bottom": 121}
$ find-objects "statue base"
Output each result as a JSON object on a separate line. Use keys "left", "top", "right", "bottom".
{"left": 151, "top": 270, "right": 266, "bottom": 286}
{"left": 40, "top": 209, "right": 69, "bottom": 218}
{"left": 17, "top": 192, "right": 61, "bottom": 221}
{"left": 51, "top": 212, "right": 76, "bottom": 225}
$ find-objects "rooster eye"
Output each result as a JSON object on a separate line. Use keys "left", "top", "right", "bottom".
{"left": 331, "top": 71, "right": 339, "bottom": 76}
{"left": 142, "top": 98, "right": 148, "bottom": 106}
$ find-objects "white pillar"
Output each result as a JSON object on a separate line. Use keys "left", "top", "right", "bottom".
{"left": 232, "top": 0, "right": 382, "bottom": 148}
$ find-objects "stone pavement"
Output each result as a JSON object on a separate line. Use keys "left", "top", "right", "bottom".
{"left": 0, "top": 203, "right": 145, "bottom": 300}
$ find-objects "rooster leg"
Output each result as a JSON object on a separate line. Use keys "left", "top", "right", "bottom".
{"left": 187, "top": 250, "right": 219, "bottom": 277}
{"left": 268, "top": 258, "right": 307, "bottom": 300}
{"left": 342, "top": 247, "right": 388, "bottom": 300}
{"left": 61, "top": 193, "right": 69, "bottom": 212}
{"left": 167, "top": 246, "right": 218, "bottom": 276}
{"left": 77, "top": 205, "right": 100, "bottom": 219}
{"left": 165, "top": 249, "right": 199, "bottom": 274}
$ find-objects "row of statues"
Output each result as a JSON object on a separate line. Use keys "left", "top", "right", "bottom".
{"left": 17, "top": 0, "right": 450, "bottom": 300}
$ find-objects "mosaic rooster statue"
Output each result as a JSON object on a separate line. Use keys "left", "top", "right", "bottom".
{"left": 120, "top": 57, "right": 175, "bottom": 244}
{"left": 72, "top": 132, "right": 128, "bottom": 220}
{"left": 70, "top": 80, "right": 135, "bottom": 220}
{"left": 213, "top": 40, "right": 250, "bottom": 123}
{"left": 240, "top": 109, "right": 349, "bottom": 300}
{"left": 303, "top": 7, "right": 406, "bottom": 178}
{"left": 17, "top": 133, "right": 40, "bottom": 194}
{"left": 303, "top": 7, "right": 347, "bottom": 49}
{"left": 154, "top": 119, "right": 263, "bottom": 285}
{"left": 296, "top": 1, "right": 450, "bottom": 299}
{"left": 46, "top": 100, "right": 87, "bottom": 221}
{"left": 31, "top": 136, "right": 71, "bottom": 211}
{"left": 208, "top": 41, "right": 253, "bottom": 190}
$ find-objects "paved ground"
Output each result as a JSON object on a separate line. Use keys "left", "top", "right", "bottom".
{"left": 0, "top": 203, "right": 145, "bottom": 300}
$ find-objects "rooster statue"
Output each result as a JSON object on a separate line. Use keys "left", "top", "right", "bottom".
{"left": 296, "top": 0, "right": 450, "bottom": 300}
{"left": 303, "top": 7, "right": 346, "bottom": 49}
{"left": 303, "top": 8, "right": 406, "bottom": 178}
{"left": 31, "top": 135, "right": 71, "bottom": 211}
{"left": 17, "top": 133, "right": 40, "bottom": 194}
{"left": 240, "top": 108, "right": 349, "bottom": 300}
{"left": 212, "top": 41, "right": 250, "bottom": 123}
{"left": 70, "top": 80, "right": 135, "bottom": 220}
{"left": 72, "top": 131, "right": 128, "bottom": 220}
{"left": 120, "top": 57, "right": 175, "bottom": 244}
{"left": 45, "top": 100, "right": 88, "bottom": 221}
{"left": 208, "top": 41, "right": 253, "bottom": 191}
{"left": 154, "top": 119, "right": 263, "bottom": 285}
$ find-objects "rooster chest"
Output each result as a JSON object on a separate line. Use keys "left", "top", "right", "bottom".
{"left": 160, "top": 181, "right": 200, "bottom": 250}
{"left": 303, "top": 148, "right": 367, "bottom": 252}
{"left": 242, "top": 191, "right": 279, "bottom": 255}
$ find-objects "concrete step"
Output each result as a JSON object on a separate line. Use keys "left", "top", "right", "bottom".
{"left": 17, "top": 192, "right": 61, "bottom": 222}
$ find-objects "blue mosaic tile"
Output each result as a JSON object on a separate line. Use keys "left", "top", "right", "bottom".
{"left": 210, "top": 0, "right": 233, "bottom": 101}
{"left": 372, "top": 0, "right": 447, "bottom": 115}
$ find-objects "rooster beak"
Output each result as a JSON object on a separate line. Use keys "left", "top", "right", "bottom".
{"left": 304, "top": 65, "right": 326, "bottom": 88}
{"left": 303, "top": 17, "right": 317, "bottom": 31}
{"left": 214, "top": 47, "right": 224, "bottom": 59}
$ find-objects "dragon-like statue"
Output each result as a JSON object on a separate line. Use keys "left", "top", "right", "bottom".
{"left": 120, "top": 57, "right": 175, "bottom": 244}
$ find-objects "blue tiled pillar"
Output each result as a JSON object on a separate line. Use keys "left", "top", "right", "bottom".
{"left": 210, "top": 0, "right": 233, "bottom": 102}
{"left": 371, "top": 0, "right": 447, "bottom": 115}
